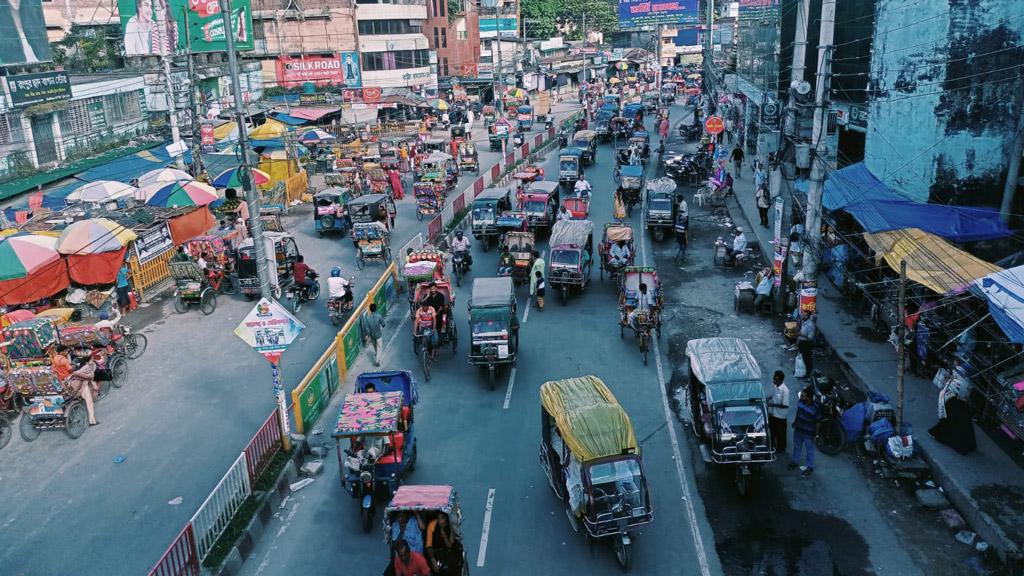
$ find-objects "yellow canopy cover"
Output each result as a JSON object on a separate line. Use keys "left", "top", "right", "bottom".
{"left": 248, "top": 119, "right": 288, "bottom": 140}
{"left": 863, "top": 228, "right": 1002, "bottom": 295}
{"left": 540, "top": 376, "right": 638, "bottom": 462}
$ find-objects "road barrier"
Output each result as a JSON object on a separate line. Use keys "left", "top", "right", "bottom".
{"left": 244, "top": 410, "right": 286, "bottom": 485}
{"left": 190, "top": 452, "right": 252, "bottom": 562}
{"left": 148, "top": 524, "right": 200, "bottom": 576}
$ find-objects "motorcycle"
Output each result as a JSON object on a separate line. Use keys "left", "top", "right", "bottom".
{"left": 288, "top": 271, "right": 321, "bottom": 313}
{"left": 678, "top": 123, "right": 701, "bottom": 141}
{"left": 558, "top": 130, "right": 568, "bottom": 148}
{"left": 811, "top": 372, "right": 848, "bottom": 455}
{"left": 513, "top": 132, "right": 525, "bottom": 147}
{"left": 327, "top": 279, "right": 357, "bottom": 326}
{"left": 452, "top": 250, "right": 469, "bottom": 287}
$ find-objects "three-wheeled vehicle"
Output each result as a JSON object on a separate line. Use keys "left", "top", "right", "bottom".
{"left": 539, "top": 375, "right": 653, "bottom": 571}
{"left": 499, "top": 229, "right": 535, "bottom": 287}
{"left": 169, "top": 260, "right": 217, "bottom": 315}
{"left": 313, "top": 187, "right": 352, "bottom": 236}
{"left": 644, "top": 177, "right": 678, "bottom": 242}
{"left": 458, "top": 141, "right": 479, "bottom": 175}
{"left": 490, "top": 119, "right": 511, "bottom": 151}
{"left": 618, "top": 165, "right": 645, "bottom": 216}
{"left": 420, "top": 151, "right": 458, "bottom": 191}
{"left": 630, "top": 130, "right": 651, "bottom": 160}
{"left": 610, "top": 117, "right": 631, "bottom": 143}
{"left": 642, "top": 91, "right": 660, "bottom": 112}
{"left": 353, "top": 221, "right": 392, "bottom": 269}
{"left": 467, "top": 277, "right": 518, "bottom": 390}
{"left": 599, "top": 223, "right": 635, "bottom": 283}
{"left": 572, "top": 130, "right": 598, "bottom": 166}
{"left": 623, "top": 102, "right": 644, "bottom": 125}
{"left": 562, "top": 191, "right": 590, "bottom": 220}
{"left": 619, "top": 267, "right": 663, "bottom": 365}
{"left": 423, "top": 137, "right": 448, "bottom": 154}
{"left": 548, "top": 220, "right": 594, "bottom": 305}
{"left": 471, "top": 187, "right": 513, "bottom": 250}
{"left": 660, "top": 83, "right": 676, "bottom": 103}
{"left": 410, "top": 278, "right": 458, "bottom": 381}
{"left": 686, "top": 337, "right": 776, "bottom": 496}
{"left": 333, "top": 372, "right": 418, "bottom": 531}
{"left": 517, "top": 105, "right": 534, "bottom": 131}
{"left": 521, "top": 180, "right": 560, "bottom": 234}
{"left": 594, "top": 111, "right": 615, "bottom": 142}
{"left": 347, "top": 193, "right": 392, "bottom": 228}
{"left": 482, "top": 105, "right": 497, "bottom": 129}
{"left": 414, "top": 180, "right": 447, "bottom": 220}
{"left": 558, "top": 147, "right": 584, "bottom": 190}
{"left": 384, "top": 486, "right": 469, "bottom": 576}
{"left": 236, "top": 230, "right": 300, "bottom": 300}
{"left": 602, "top": 94, "right": 622, "bottom": 113}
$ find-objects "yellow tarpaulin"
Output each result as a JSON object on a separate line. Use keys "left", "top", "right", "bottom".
{"left": 540, "top": 376, "right": 638, "bottom": 462}
{"left": 213, "top": 121, "right": 239, "bottom": 141}
{"left": 249, "top": 119, "right": 288, "bottom": 140}
{"left": 863, "top": 228, "right": 1002, "bottom": 294}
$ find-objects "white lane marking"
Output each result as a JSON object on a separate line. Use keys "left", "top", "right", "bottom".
{"left": 502, "top": 367, "right": 517, "bottom": 409}
{"left": 383, "top": 309, "right": 411, "bottom": 356}
{"left": 641, "top": 203, "right": 712, "bottom": 576}
{"left": 476, "top": 488, "right": 496, "bottom": 567}
{"left": 522, "top": 298, "right": 531, "bottom": 324}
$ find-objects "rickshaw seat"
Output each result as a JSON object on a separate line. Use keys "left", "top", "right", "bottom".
{"left": 378, "top": 433, "right": 405, "bottom": 464}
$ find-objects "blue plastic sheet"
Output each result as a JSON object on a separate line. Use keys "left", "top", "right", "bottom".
{"left": 972, "top": 266, "right": 1024, "bottom": 344}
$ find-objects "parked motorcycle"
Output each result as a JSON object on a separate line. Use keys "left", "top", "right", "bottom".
{"left": 678, "top": 123, "right": 702, "bottom": 141}
{"left": 288, "top": 271, "right": 321, "bottom": 313}
{"left": 811, "top": 372, "right": 848, "bottom": 455}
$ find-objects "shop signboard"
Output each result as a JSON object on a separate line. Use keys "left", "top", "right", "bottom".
{"left": 200, "top": 123, "right": 216, "bottom": 152}
{"left": 133, "top": 222, "right": 174, "bottom": 264}
{"left": 339, "top": 51, "right": 363, "bottom": 88}
{"left": 618, "top": 0, "right": 699, "bottom": 27}
{"left": 117, "top": 0, "right": 254, "bottom": 55}
{"left": 276, "top": 54, "right": 344, "bottom": 88}
{"left": 6, "top": 72, "right": 71, "bottom": 108}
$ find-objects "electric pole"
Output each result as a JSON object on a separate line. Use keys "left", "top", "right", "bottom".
{"left": 183, "top": 7, "right": 204, "bottom": 177}
{"left": 581, "top": 12, "right": 587, "bottom": 85}
{"left": 495, "top": 5, "right": 505, "bottom": 114}
{"left": 656, "top": 24, "right": 663, "bottom": 93}
{"left": 798, "top": 0, "right": 835, "bottom": 304}
{"left": 999, "top": 70, "right": 1024, "bottom": 223}
{"left": 704, "top": 0, "right": 714, "bottom": 97}
{"left": 896, "top": 259, "right": 907, "bottom": 432}
{"left": 154, "top": 0, "right": 185, "bottom": 169}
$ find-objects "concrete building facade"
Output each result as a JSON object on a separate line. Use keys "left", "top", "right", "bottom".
{"left": 425, "top": 0, "right": 480, "bottom": 80}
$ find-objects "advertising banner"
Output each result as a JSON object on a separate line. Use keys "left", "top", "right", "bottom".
{"left": 275, "top": 54, "right": 344, "bottom": 88}
{"left": 234, "top": 298, "right": 306, "bottom": 364}
{"left": 339, "top": 51, "right": 363, "bottom": 88}
{"left": 133, "top": 222, "right": 174, "bottom": 264}
{"left": 799, "top": 280, "right": 817, "bottom": 314}
{"left": 118, "top": 0, "right": 254, "bottom": 55}
{"left": 0, "top": 0, "right": 51, "bottom": 65}
{"left": 618, "top": 0, "right": 699, "bottom": 27}
{"left": 6, "top": 72, "right": 72, "bottom": 108}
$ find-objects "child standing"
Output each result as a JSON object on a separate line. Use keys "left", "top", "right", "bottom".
{"left": 534, "top": 270, "right": 546, "bottom": 311}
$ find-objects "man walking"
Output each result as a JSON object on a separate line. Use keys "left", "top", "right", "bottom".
{"left": 361, "top": 303, "right": 386, "bottom": 367}
{"left": 730, "top": 144, "right": 745, "bottom": 178}
{"left": 756, "top": 185, "right": 770, "bottom": 227}
{"left": 789, "top": 387, "right": 819, "bottom": 477}
{"left": 767, "top": 370, "right": 790, "bottom": 453}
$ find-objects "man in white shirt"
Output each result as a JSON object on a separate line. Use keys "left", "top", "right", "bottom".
{"left": 327, "top": 267, "right": 352, "bottom": 309}
{"left": 574, "top": 175, "right": 592, "bottom": 198}
{"left": 558, "top": 206, "right": 572, "bottom": 221}
{"left": 450, "top": 230, "right": 472, "bottom": 268}
{"left": 767, "top": 370, "right": 790, "bottom": 452}
{"left": 609, "top": 239, "right": 631, "bottom": 267}
{"left": 726, "top": 226, "right": 747, "bottom": 265}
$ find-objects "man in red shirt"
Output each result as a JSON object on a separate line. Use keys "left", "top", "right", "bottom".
{"left": 291, "top": 255, "right": 315, "bottom": 291}
{"left": 392, "top": 539, "right": 431, "bottom": 576}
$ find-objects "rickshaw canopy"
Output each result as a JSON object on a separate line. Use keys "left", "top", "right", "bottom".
{"left": 424, "top": 151, "right": 453, "bottom": 163}
{"left": 475, "top": 187, "right": 513, "bottom": 202}
{"left": 332, "top": 391, "right": 404, "bottom": 437}
{"left": 646, "top": 177, "right": 677, "bottom": 196}
{"left": 604, "top": 224, "right": 633, "bottom": 242}
{"left": 540, "top": 376, "right": 638, "bottom": 462}
{"left": 620, "top": 165, "right": 644, "bottom": 179}
{"left": 352, "top": 221, "right": 388, "bottom": 239}
{"left": 517, "top": 105, "right": 533, "bottom": 114}
{"left": 355, "top": 370, "right": 418, "bottom": 406}
{"left": 685, "top": 337, "right": 765, "bottom": 404}
{"left": 314, "top": 187, "right": 350, "bottom": 202}
{"left": 386, "top": 485, "right": 459, "bottom": 515}
{"left": 573, "top": 130, "right": 597, "bottom": 141}
{"left": 560, "top": 147, "right": 584, "bottom": 158}
{"left": 529, "top": 180, "right": 559, "bottom": 195}
{"left": 550, "top": 220, "right": 593, "bottom": 248}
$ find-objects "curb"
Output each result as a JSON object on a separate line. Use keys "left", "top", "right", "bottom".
{"left": 724, "top": 193, "right": 1023, "bottom": 572}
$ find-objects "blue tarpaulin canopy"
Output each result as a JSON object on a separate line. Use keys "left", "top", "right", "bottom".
{"left": 268, "top": 113, "right": 308, "bottom": 126}
{"left": 972, "top": 266, "right": 1024, "bottom": 344}
{"left": 824, "top": 163, "right": 1010, "bottom": 242}
{"left": 75, "top": 144, "right": 190, "bottom": 184}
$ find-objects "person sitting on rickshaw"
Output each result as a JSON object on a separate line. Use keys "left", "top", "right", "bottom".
{"left": 327, "top": 267, "right": 354, "bottom": 311}
{"left": 558, "top": 205, "right": 572, "bottom": 221}
{"left": 629, "top": 143, "right": 641, "bottom": 166}
{"left": 451, "top": 230, "right": 472, "bottom": 269}
{"left": 627, "top": 283, "right": 654, "bottom": 331}
{"left": 574, "top": 175, "right": 592, "bottom": 198}
{"left": 610, "top": 239, "right": 631, "bottom": 267}
{"left": 426, "top": 512, "right": 464, "bottom": 576}
{"left": 415, "top": 300, "right": 440, "bottom": 359}
{"left": 50, "top": 346, "right": 99, "bottom": 427}
{"left": 498, "top": 246, "right": 513, "bottom": 276}
{"left": 171, "top": 246, "right": 193, "bottom": 263}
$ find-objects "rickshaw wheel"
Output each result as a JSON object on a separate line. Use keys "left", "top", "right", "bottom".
{"left": 620, "top": 324, "right": 624, "bottom": 339}
{"left": 641, "top": 335, "right": 649, "bottom": 366}
{"left": 451, "top": 325, "right": 458, "bottom": 355}
{"left": 560, "top": 286, "right": 568, "bottom": 305}
{"left": 487, "top": 366, "right": 496, "bottom": 390}
{"left": 356, "top": 253, "right": 366, "bottom": 270}
{"left": 110, "top": 355, "right": 128, "bottom": 388}
{"left": 96, "top": 378, "right": 111, "bottom": 401}
{"left": 416, "top": 210, "right": 424, "bottom": 221}
{"left": 20, "top": 411, "right": 39, "bottom": 442}
{"left": 736, "top": 468, "right": 750, "bottom": 497}
{"left": 200, "top": 290, "right": 217, "bottom": 315}
{"left": 0, "top": 416, "right": 11, "bottom": 450}
{"left": 653, "top": 227, "right": 665, "bottom": 242}
{"left": 615, "top": 536, "right": 633, "bottom": 572}
{"left": 125, "top": 332, "right": 148, "bottom": 360}
{"left": 65, "top": 402, "right": 88, "bottom": 439}
{"left": 173, "top": 296, "right": 188, "bottom": 314}
{"left": 421, "top": 351, "right": 431, "bottom": 382}
{"left": 220, "top": 277, "right": 237, "bottom": 295}
{"left": 409, "top": 442, "right": 418, "bottom": 471}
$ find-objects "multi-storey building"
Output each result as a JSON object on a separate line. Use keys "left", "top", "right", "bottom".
{"left": 354, "top": 0, "right": 437, "bottom": 94}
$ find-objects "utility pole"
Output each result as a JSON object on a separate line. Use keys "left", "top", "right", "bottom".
{"left": 896, "top": 259, "right": 907, "bottom": 432}
{"left": 704, "top": 0, "right": 714, "bottom": 97}
{"left": 798, "top": 0, "right": 835, "bottom": 303}
{"left": 656, "top": 25, "right": 663, "bottom": 93}
{"left": 154, "top": 0, "right": 185, "bottom": 169}
{"left": 999, "top": 70, "right": 1024, "bottom": 223}
{"left": 495, "top": 5, "right": 505, "bottom": 114}
{"left": 580, "top": 12, "right": 587, "bottom": 85}
{"left": 183, "top": 7, "right": 204, "bottom": 177}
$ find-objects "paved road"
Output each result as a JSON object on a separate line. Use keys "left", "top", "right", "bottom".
{"left": 238, "top": 105, "right": 721, "bottom": 576}
{"left": 0, "top": 104, "right": 577, "bottom": 576}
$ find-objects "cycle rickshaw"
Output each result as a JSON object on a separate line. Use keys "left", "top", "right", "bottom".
{"left": 599, "top": 223, "right": 635, "bottom": 284}
{"left": 169, "top": 260, "right": 216, "bottom": 315}
{"left": 619, "top": 267, "right": 663, "bottom": 365}
{"left": 353, "top": 221, "right": 392, "bottom": 270}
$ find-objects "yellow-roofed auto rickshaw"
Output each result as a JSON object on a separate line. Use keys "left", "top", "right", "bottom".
{"left": 539, "top": 375, "right": 653, "bottom": 571}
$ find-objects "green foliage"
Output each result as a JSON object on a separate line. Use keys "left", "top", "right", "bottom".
{"left": 448, "top": 0, "right": 462, "bottom": 23}
{"left": 51, "top": 25, "right": 121, "bottom": 73}
{"left": 522, "top": 0, "right": 618, "bottom": 40}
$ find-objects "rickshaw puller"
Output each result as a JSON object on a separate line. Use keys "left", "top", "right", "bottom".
{"left": 627, "top": 283, "right": 652, "bottom": 330}
{"left": 414, "top": 301, "right": 439, "bottom": 358}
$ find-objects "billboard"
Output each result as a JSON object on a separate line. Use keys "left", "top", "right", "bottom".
{"left": 118, "top": 0, "right": 254, "bottom": 55}
{"left": 479, "top": 17, "right": 518, "bottom": 37}
{"left": 276, "top": 54, "right": 345, "bottom": 88}
{"left": 617, "top": 0, "right": 699, "bottom": 27}
{"left": 339, "top": 51, "right": 363, "bottom": 88}
{"left": 6, "top": 72, "right": 72, "bottom": 108}
{"left": 0, "top": 0, "right": 52, "bottom": 65}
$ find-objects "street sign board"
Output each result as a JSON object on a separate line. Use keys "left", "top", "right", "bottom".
{"left": 234, "top": 298, "right": 305, "bottom": 364}
{"left": 704, "top": 115, "right": 725, "bottom": 135}
{"left": 618, "top": 0, "right": 700, "bottom": 27}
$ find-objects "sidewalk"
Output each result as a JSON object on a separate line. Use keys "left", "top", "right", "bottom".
{"left": 726, "top": 162, "right": 1024, "bottom": 568}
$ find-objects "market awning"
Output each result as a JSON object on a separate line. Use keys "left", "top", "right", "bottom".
{"left": 268, "top": 113, "right": 309, "bottom": 126}
{"left": 824, "top": 163, "right": 1010, "bottom": 242}
{"left": 75, "top": 143, "right": 190, "bottom": 185}
{"left": 283, "top": 107, "right": 340, "bottom": 121}
{"left": 863, "top": 228, "right": 1002, "bottom": 295}
{"left": 972, "top": 266, "right": 1024, "bottom": 344}
{"left": 248, "top": 119, "right": 289, "bottom": 140}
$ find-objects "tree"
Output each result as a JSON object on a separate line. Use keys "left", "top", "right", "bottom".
{"left": 522, "top": 0, "right": 618, "bottom": 40}
{"left": 51, "top": 25, "right": 120, "bottom": 73}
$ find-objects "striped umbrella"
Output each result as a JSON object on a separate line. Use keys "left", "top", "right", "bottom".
{"left": 56, "top": 218, "right": 138, "bottom": 255}
{"left": 145, "top": 181, "right": 219, "bottom": 208}
{"left": 212, "top": 167, "right": 271, "bottom": 188}
{"left": 300, "top": 128, "right": 336, "bottom": 144}
{"left": 65, "top": 180, "right": 136, "bottom": 204}
{"left": 0, "top": 233, "right": 63, "bottom": 281}
{"left": 137, "top": 167, "right": 193, "bottom": 187}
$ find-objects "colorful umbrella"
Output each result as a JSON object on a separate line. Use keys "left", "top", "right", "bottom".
{"left": 56, "top": 218, "right": 138, "bottom": 255}
{"left": 0, "top": 233, "right": 62, "bottom": 281}
{"left": 212, "top": 167, "right": 271, "bottom": 188}
{"left": 145, "top": 181, "right": 219, "bottom": 208}
{"left": 300, "top": 128, "right": 336, "bottom": 144}
{"left": 137, "top": 168, "right": 193, "bottom": 187}
{"left": 505, "top": 88, "right": 525, "bottom": 99}
{"left": 609, "top": 77, "right": 622, "bottom": 84}
{"left": 433, "top": 99, "right": 450, "bottom": 111}
{"left": 65, "top": 180, "right": 136, "bottom": 204}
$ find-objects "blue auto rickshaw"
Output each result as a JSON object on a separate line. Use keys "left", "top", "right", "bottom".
{"left": 559, "top": 147, "right": 584, "bottom": 190}
{"left": 313, "top": 187, "right": 352, "bottom": 236}
{"left": 517, "top": 105, "right": 534, "bottom": 131}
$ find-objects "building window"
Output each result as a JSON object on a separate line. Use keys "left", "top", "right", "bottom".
{"left": 458, "top": 30, "right": 467, "bottom": 40}
{"left": 433, "top": 27, "right": 439, "bottom": 47}
{"left": 442, "top": 57, "right": 449, "bottom": 77}
{"left": 361, "top": 49, "right": 431, "bottom": 71}
{"left": 439, "top": 0, "right": 445, "bottom": 17}
{"left": 441, "top": 28, "right": 447, "bottom": 48}
{"left": 358, "top": 20, "right": 422, "bottom": 35}
{"left": 0, "top": 113, "right": 24, "bottom": 145}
